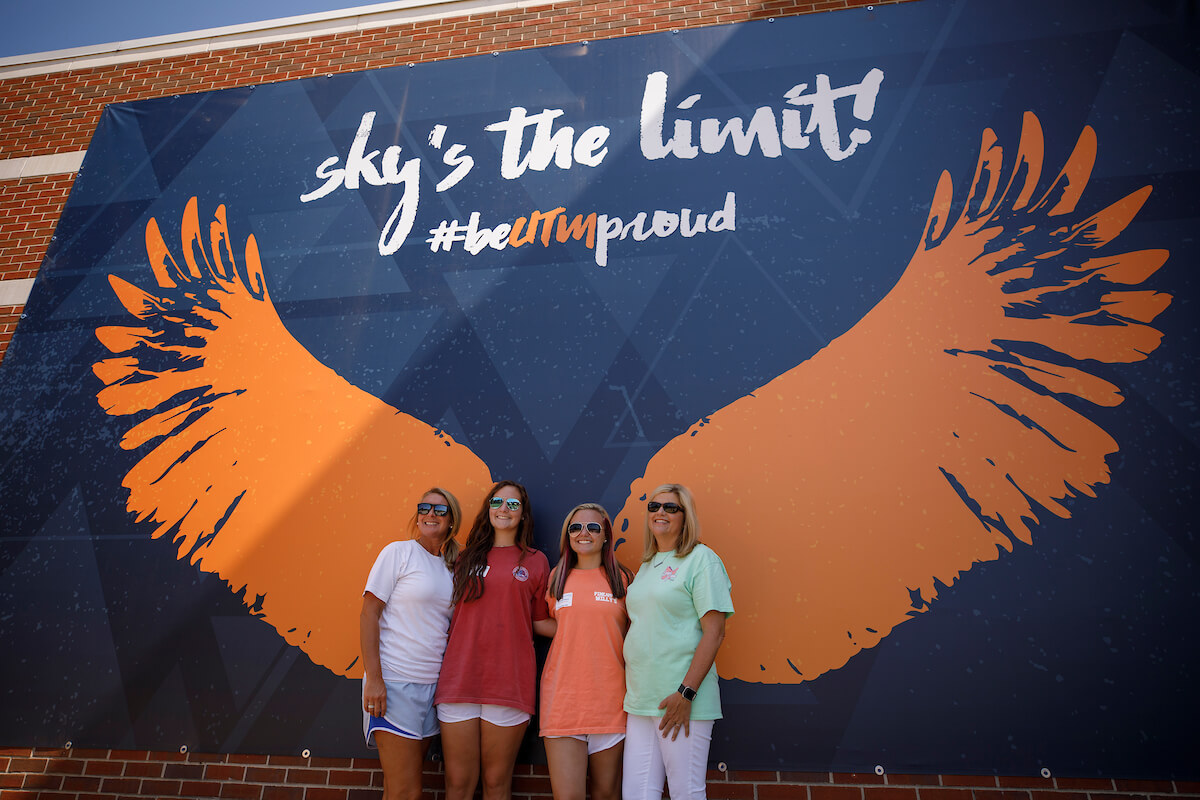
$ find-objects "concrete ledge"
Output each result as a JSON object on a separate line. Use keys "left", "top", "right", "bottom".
{"left": 0, "top": 151, "right": 87, "bottom": 180}
{"left": 0, "top": 278, "right": 36, "bottom": 307}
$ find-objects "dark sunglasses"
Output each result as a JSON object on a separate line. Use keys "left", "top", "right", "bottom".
{"left": 647, "top": 501, "right": 683, "bottom": 514}
{"left": 489, "top": 497, "right": 522, "bottom": 511}
{"left": 567, "top": 522, "right": 603, "bottom": 535}
{"left": 417, "top": 503, "right": 450, "bottom": 516}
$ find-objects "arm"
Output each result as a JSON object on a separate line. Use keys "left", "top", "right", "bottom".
{"left": 657, "top": 609, "right": 726, "bottom": 740}
{"left": 359, "top": 592, "right": 387, "bottom": 716}
{"left": 531, "top": 557, "right": 555, "bottom": 638}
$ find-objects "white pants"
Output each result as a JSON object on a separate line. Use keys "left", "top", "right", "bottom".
{"left": 622, "top": 713, "right": 714, "bottom": 800}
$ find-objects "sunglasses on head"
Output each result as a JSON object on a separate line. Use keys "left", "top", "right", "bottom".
{"left": 417, "top": 503, "right": 450, "bottom": 516}
{"left": 489, "top": 497, "right": 522, "bottom": 511}
{"left": 647, "top": 501, "right": 683, "bottom": 514}
{"left": 567, "top": 522, "right": 603, "bottom": 535}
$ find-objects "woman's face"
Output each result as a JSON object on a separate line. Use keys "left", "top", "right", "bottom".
{"left": 416, "top": 492, "right": 452, "bottom": 543}
{"left": 567, "top": 508, "right": 606, "bottom": 558}
{"left": 489, "top": 484, "right": 523, "bottom": 532}
{"left": 648, "top": 491, "right": 685, "bottom": 547}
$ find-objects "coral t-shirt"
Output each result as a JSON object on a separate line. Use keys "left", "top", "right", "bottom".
{"left": 435, "top": 545, "right": 550, "bottom": 714}
{"left": 539, "top": 568, "right": 629, "bottom": 736}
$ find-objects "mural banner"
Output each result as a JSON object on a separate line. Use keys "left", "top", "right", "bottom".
{"left": 1, "top": 0, "right": 1196, "bottom": 777}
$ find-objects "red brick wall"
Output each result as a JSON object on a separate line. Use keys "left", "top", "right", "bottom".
{"left": 0, "top": 175, "right": 74, "bottom": 280}
{"left": 3, "top": 746, "right": 1199, "bottom": 800}
{"left": 0, "top": 175, "right": 74, "bottom": 362}
{"left": 0, "top": 0, "right": 911, "bottom": 363}
{"left": 0, "top": 306, "right": 23, "bottom": 358}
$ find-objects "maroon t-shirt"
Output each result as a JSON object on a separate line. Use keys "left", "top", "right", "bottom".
{"left": 434, "top": 545, "right": 550, "bottom": 714}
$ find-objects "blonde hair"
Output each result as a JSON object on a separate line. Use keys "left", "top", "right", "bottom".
{"left": 641, "top": 483, "right": 701, "bottom": 563}
{"left": 409, "top": 487, "right": 463, "bottom": 568}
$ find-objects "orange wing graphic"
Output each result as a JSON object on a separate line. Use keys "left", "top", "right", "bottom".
{"left": 615, "top": 112, "right": 1171, "bottom": 684}
{"left": 93, "top": 197, "right": 492, "bottom": 677}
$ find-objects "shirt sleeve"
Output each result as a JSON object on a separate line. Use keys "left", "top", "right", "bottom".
{"left": 689, "top": 548, "right": 734, "bottom": 619}
{"left": 363, "top": 542, "right": 408, "bottom": 605}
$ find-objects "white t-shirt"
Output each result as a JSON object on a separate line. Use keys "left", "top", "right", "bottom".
{"left": 363, "top": 539, "right": 454, "bottom": 684}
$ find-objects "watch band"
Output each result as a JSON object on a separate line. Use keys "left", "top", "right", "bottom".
{"left": 677, "top": 683, "right": 697, "bottom": 701}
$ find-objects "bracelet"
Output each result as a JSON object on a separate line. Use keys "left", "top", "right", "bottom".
{"left": 677, "top": 683, "right": 697, "bottom": 701}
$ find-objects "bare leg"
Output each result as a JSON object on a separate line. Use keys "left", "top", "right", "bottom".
{"left": 587, "top": 739, "right": 624, "bottom": 800}
{"left": 375, "top": 732, "right": 433, "bottom": 800}
{"left": 479, "top": 719, "right": 528, "bottom": 800}
{"left": 544, "top": 737, "right": 589, "bottom": 800}
{"left": 440, "top": 718, "right": 481, "bottom": 800}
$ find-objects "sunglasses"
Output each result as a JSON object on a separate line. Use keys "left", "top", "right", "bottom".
{"left": 567, "top": 522, "right": 603, "bottom": 536}
{"left": 489, "top": 497, "right": 523, "bottom": 511}
{"left": 417, "top": 503, "right": 450, "bottom": 516}
{"left": 647, "top": 501, "right": 683, "bottom": 514}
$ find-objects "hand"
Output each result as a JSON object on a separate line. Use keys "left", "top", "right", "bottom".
{"left": 657, "top": 691, "right": 691, "bottom": 741}
{"left": 363, "top": 674, "right": 386, "bottom": 717}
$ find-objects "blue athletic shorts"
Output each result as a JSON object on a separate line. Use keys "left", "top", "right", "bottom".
{"left": 363, "top": 680, "right": 438, "bottom": 747}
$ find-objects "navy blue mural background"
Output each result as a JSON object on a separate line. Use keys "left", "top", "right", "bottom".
{"left": 1, "top": 0, "right": 1197, "bottom": 777}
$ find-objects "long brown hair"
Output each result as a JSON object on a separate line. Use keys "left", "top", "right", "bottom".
{"left": 548, "top": 503, "right": 633, "bottom": 601}
{"left": 452, "top": 480, "right": 535, "bottom": 604}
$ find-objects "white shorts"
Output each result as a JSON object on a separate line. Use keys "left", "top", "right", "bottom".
{"left": 546, "top": 732, "right": 625, "bottom": 755}
{"left": 436, "top": 702, "right": 530, "bottom": 727}
{"left": 363, "top": 680, "right": 438, "bottom": 747}
{"left": 436, "top": 705, "right": 530, "bottom": 729}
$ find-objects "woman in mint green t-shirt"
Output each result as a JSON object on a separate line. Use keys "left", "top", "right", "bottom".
{"left": 622, "top": 483, "right": 734, "bottom": 800}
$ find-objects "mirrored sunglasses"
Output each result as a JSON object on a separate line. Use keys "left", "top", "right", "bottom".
{"left": 489, "top": 497, "right": 522, "bottom": 510}
{"left": 417, "top": 503, "right": 450, "bottom": 516}
{"left": 567, "top": 522, "right": 603, "bottom": 536}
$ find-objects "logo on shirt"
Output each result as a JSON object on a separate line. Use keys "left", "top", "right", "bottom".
{"left": 512, "top": 566, "right": 530, "bottom": 581}
{"left": 471, "top": 565, "right": 490, "bottom": 577}
{"left": 661, "top": 566, "right": 678, "bottom": 581}
{"left": 594, "top": 591, "right": 616, "bottom": 603}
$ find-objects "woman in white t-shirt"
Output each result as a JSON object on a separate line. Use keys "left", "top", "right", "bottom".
{"left": 360, "top": 487, "right": 463, "bottom": 800}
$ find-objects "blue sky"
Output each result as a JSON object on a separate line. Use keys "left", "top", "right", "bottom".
{"left": 1, "top": 0, "right": 373, "bottom": 58}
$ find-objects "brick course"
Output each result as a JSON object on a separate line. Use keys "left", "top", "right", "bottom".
{"left": 2, "top": 748, "right": 1197, "bottom": 800}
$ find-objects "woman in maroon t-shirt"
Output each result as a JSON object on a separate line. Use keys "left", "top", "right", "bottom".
{"left": 434, "top": 480, "right": 553, "bottom": 800}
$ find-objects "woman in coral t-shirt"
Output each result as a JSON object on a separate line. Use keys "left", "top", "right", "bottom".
{"left": 539, "top": 503, "right": 634, "bottom": 800}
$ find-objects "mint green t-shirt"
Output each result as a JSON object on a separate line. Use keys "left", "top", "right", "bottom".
{"left": 622, "top": 543, "right": 734, "bottom": 720}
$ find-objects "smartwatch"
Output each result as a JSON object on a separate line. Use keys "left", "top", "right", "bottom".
{"left": 677, "top": 683, "right": 697, "bottom": 701}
